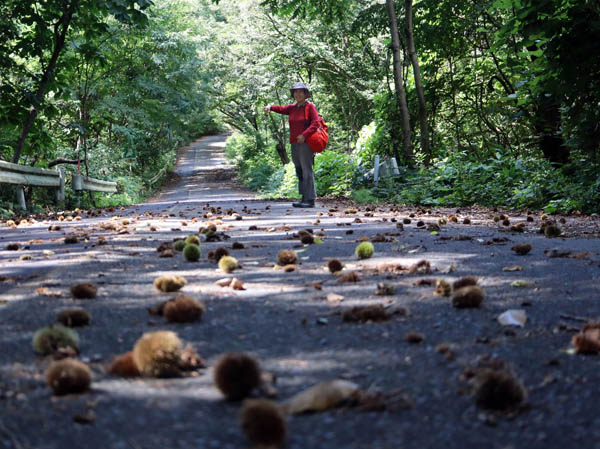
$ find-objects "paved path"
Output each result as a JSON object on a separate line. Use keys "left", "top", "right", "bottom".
{"left": 1, "top": 134, "right": 600, "bottom": 449}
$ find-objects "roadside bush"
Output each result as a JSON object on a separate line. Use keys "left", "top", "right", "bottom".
{"left": 314, "top": 150, "right": 356, "bottom": 197}
{"left": 386, "top": 151, "right": 600, "bottom": 213}
{"left": 264, "top": 163, "right": 300, "bottom": 199}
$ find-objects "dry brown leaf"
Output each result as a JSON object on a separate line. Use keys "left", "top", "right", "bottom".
{"left": 572, "top": 328, "right": 600, "bottom": 354}
{"left": 36, "top": 287, "right": 62, "bottom": 297}
{"left": 502, "top": 265, "right": 523, "bottom": 272}
{"left": 326, "top": 293, "right": 344, "bottom": 304}
{"left": 215, "top": 278, "right": 233, "bottom": 287}
{"left": 231, "top": 278, "right": 245, "bottom": 290}
{"left": 282, "top": 380, "right": 360, "bottom": 414}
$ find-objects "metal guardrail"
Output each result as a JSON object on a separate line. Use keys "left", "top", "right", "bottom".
{"left": 373, "top": 155, "right": 400, "bottom": 186}
{"left": 147, "top": 166, "right": 168, "bottom": 187}
{"left": 72, "top": 174, "right": 118, "bottom": 193}
{"left": 0, "top": 160, "right": 117, "bottom": 209}
{"left": 0, "top": 160, "right": 65, "bottom": 209}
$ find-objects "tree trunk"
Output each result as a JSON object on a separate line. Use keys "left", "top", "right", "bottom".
{"left": 404, "top": 0, "right": 430, "bottom": 163}
{"left": 535, "top": 93, "right": 569, "bottom": 165}
{"left": 12, "top": 1, "right": 77, "bottom": 164}
{"left": 385, "top": 0, "right": 413, "bottom": 163}
{"left": 525, "top": 44, "right": 569, "bottom": 165}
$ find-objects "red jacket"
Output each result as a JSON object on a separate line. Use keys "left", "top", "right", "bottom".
{"left": 270, "top": 103, "right": 319, "bottom": 143}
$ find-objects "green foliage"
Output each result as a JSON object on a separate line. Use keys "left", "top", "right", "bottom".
{"left": 225, "top": 132, "right": 280, "bottom": 191}
{"left": 264, "top": 163, "right": 301, "bottom": 199}
{"left": 314, "top": 150, "right": 355, "bottom": 197}
{"left": 351, "top": 188, "right": 378, "bottom": 204}
{"left": 386, "top": 151, "right": 599, "bottom": 213}
{"left": 0, "top": 0, "right": 226, "bottom": 214}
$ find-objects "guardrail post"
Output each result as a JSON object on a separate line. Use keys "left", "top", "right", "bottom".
{"left": 17, "top": 186, "right": 26, "bottom": 210}
{"left": 390, "top": 157, "right": 400, "bottom": 175}
{"left": 56, "top": 167, "right": 65, "bottom": 205}
{"left": 374, "top": 155, "right": 380, "bottom": 186}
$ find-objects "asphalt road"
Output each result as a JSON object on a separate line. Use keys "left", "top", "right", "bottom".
{"left": 1, "top": 134, "right": 600, "bottom": 449}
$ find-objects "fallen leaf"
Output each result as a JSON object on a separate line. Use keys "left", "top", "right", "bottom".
{"left": 326, "top": 293, "right": 344, "bottom": 304}
{"left": 215, "top": 278, "right": 233, "bottom": 287}
{"left": 283, "top": 380, "right": 360, "bottom": 414}
{"left": 497, "top": 310, "right": 527, "bottom": 327}
{"left": 546, "top": 249, "right": 571, "bottom": 258}
{"left": 510, "top": 281, "right": 532, "bottom": 288}
{"left": 231, "top": 278, "right": 245, "bottom": 290}
{"left": 35, "top": 287, "right": 62, "bottom": 297}
{"left": 502, "top": 265, "right": 523, "bottom": 272}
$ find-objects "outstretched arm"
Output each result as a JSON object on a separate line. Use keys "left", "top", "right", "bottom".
{"left": 264, "top": 104, "right": 292, "bottom": 115}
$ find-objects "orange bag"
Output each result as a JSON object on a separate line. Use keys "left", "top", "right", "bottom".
{"left": 304, "top": 104, "right": 328, "bottom": 153}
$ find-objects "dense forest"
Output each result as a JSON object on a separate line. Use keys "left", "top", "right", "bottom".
{"left": 1, "top": 0, "right": 599, "bottom": 215}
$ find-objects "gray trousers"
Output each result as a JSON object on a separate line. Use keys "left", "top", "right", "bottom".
{"left": 291, "top": 142, "right": 316, "bottom": 202}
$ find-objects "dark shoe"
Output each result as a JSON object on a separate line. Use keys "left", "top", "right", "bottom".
{"left": 292, "top": 201, "right": 304, "bottom": 208}
{"left": 295, "top": 201, "right": 315, "bottom": 208}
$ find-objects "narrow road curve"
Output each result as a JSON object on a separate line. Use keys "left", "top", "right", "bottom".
{"left": 1, "top": 134, "right": 600, "bottom": 449}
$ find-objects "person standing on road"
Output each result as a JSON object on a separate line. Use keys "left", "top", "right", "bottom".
{"left": 264, "top": 82, "right": 319, "bottom": 208}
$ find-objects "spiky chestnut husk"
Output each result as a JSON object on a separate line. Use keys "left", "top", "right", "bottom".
{"left": 45, "top": 358, "right": 92, "bottom": 395}
{"left": 218, "top": 256, "right": 238, "bottom": 273}
{"left": 64, "top": 235, "right": 79, "bottom": 244}
{"left": 355, "top": 241, "right": 374, "bottom": 259}
{"left": 56, "top": 308, "right": 90, "bottom": 327}
{"left": 214, "top": 352, "right": 261, "bottom": 401}
{"left": 153, "top": 275, "right": 187, "bottom": 292}
{"left": 213, "top": 247, "right": 229, "bottom": 261}
{"left": 183, "top": 243, "right": 201, "bottom": 262}
{"left": 173, "top": 240, "right": 186, "bottom": 251}
{"left": 240, "top": 399, "right": 287, "bottom": 447}
{"left": 511, "top": 243, "right": 532, "bottom": 255}
{"left": 544, "top": 223, "right": 562, "bottom": 238}
{"left": 435, "top": 279, "right": 451, "bottom": 296}
{"left": 327, "top": 259, "right": 343, "bottom": 273}
{"left": 185, "top": 234, "right": 201, "bottom": 246}
{"left": 33, "top": 325, "right": 80, "bottom": 355}
{"left": 70, "top": 282, "right": 97, "bottom": 299}
{"left": 132, "top": 331, "right": 183, "bottom": 378}
{"left": 108, "top": 352, "right": 140, "bottom": 377}
{"left": 282, "top": 264, "right": 296, "bottom": 272}
{"left": 452, "top": 276, "right": 478, "bottom": 291}
{"left": 277, "top": 249, "right": 297, "bottom": 266}
{"left": 298, "top": 229, "right": 313, "bottom": 239}
{"left": 157, "top": 242, "right": 172, "bottom": 252}
{"left": 452, "top": 285, "right": 484, "bottom": 308}
{"left": 163, "top": 295, "right": 205, "bottom": 323}
{"left": 300, "top": 234, "right": 314, "bottom": 244}
{"left": 342, "top": 305, "right": 389, "bottom": 323}
{"left": 474, "top": 369, "right": 526, "bottom": 410}
{"left": 338, "top": 271, "right": 360, "bottom": 283}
